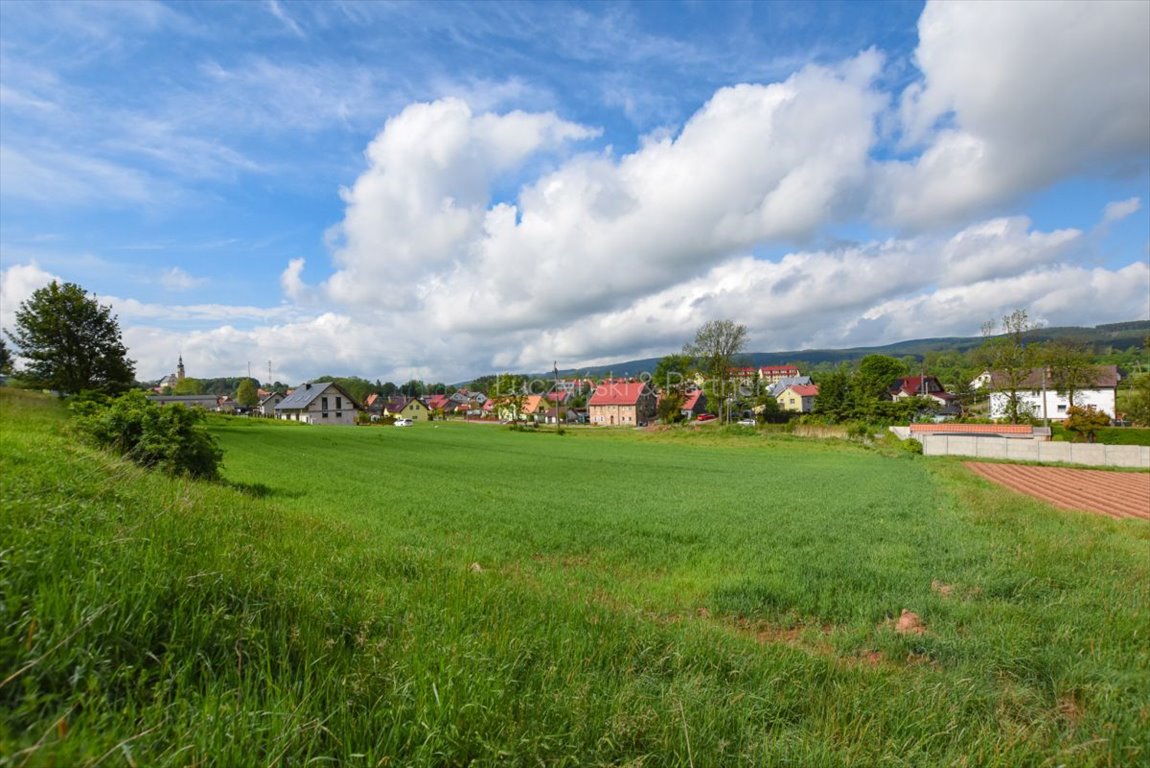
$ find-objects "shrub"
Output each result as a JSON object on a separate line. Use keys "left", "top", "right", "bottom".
{"left": 1063, "top": 405, "right": 1110, "bottom": 443}
{"left": 71, "top": 390, "right": 223, "bottom": 479}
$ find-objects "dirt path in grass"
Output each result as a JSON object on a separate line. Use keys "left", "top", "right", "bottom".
{"left": 965, "top": 463, "right": 1150, "bottom": 521}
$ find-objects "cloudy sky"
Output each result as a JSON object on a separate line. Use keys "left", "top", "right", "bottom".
{"left": 2, "top": 1, "right": 1148, "bottom": 385}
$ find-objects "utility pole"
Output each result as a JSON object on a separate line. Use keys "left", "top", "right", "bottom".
{"left": 554, "top": 361, "right": 561, "bottom": 433}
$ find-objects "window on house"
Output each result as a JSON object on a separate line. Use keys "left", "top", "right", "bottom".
{"left": 321, "top": 396, "right": 329, "bottom": 412}
{"left": 336, "top": 396, "right": 342, "bottom": 409}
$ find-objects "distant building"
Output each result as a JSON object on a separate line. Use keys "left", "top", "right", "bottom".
{"left": 890, "top": 375, "right": 959, "bottom": 414}
{"left": 155, "top": 355, "right": 188, "bottom": 392}
{"left": 972, "top": 366, "right": 1120, "bottom": 421}
{"left": 148, "top": 394, "right": 218, "bottom": 409}
{"left": 274, "top": 381, "right": 360, "bottom": 425}
{"left": 588, "top": 379, "right": 657, "bottom": 426}
{"left": 776, "top": 384, "right": 819, "bottom": 413}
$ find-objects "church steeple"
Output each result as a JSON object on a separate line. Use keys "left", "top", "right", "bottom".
{"left": 177, "top": 356, "right": 185, "bottom": 381}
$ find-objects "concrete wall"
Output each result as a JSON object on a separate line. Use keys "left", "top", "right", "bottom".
{"left": 920, "top": 434, "right": 1150, "bottom": 468}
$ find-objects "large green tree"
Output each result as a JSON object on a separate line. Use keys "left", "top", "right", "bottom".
{"left": 1123, "top": 373, "right": 1150, "bottom": 426}
{"left": 6, "top": 281, "right": 135, "bottom": 395}
{"left": 684, "top": 320, "right": 748, "bottom": 422}
{"left": 235, "top": 378, "right": 259, "bottom": 407}
{"left": 852, "top": 354, "right": 908, "bottom": 403}
{"left": 813, "top": 367, "right": 853, "bottom": 422}
{"left": 652, "top": 353, "right": 695, "bottom": 394}
{"left": 1041, "top": 340, "right": 1100, "bottom": 409}
{"left": 0, "top": 338, "right": 12, "bottom": 375}
{"left": 173, "top": 377, "right": 204, "bottom": 395}
{"left": 976, "top": 308, "right": 1041, "bottom": 423}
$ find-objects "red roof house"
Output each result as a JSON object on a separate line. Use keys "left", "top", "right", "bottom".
{"left": 588, "top": 379, "right": 657, "bottom": 426}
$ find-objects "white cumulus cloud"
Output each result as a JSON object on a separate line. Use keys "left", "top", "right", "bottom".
{"left": 881, "top": 0, "right": 1150, "bottom": 228}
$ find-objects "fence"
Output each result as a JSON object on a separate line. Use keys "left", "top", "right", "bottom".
{"left": 915, "top": 433, "right": 1150, "bottom": 469}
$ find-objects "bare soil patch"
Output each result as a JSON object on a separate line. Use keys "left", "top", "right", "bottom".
{"left": 966, "top": 463, "right": 1150, "bottom": 521}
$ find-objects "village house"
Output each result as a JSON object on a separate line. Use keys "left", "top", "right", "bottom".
{"left": 776, "top": 383, "right": 819, "bottom": 413}
{"left": 679, "top": 389, "right": 708, "bottom": 420}
{"left": 257, "top": 391, "right": 284, "bottom": 416}
{"left": 274, "top": 381, "right": 360, "bottom": 425}
{"left": 381, "top": 396, "right": 431, "bottom": 422}
{"left": 890, "top": 375, "right": 959, "bottom": 415}
{"left": 424, "top": 394, "right": 453, "bottom": 414}
{"left": 497, "top": 394, "right": 548, "bottom": 422}
{"left": 588, "top": 379, "right": 657, "bottom": 426}
{"left": 972, "top": 366, "right": 1120, "bottom": 421}
{"left": 766, "top": 375, "right": 813, "bottom": 399}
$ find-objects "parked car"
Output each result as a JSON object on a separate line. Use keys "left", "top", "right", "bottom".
{"left": 394, "top": 418, "right": 413, "bottom": 427}
{"left": 696, "top": 414, "right": 717, "bottom": 422}
{"left": 737, "top": 418, "right": 756, "bottom": 426}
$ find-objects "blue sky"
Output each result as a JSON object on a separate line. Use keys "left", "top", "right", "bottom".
{"left": 1, "top": 0, "right": 1147, "bottom": 385}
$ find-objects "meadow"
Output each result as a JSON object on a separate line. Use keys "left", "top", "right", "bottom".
{"left": 2, "top": 389, "right": 1148, "bottom": 766}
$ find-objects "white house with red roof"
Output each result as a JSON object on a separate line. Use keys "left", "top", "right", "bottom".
{"left": 588, "top": 379, "right": 657, "bottom": 426}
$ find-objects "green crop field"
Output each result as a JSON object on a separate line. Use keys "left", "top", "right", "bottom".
{"left": 3, "top": 390, "right": 1148, "bottom": 766}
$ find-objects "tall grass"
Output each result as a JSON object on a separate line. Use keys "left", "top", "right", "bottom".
{"left": 2, "top": 390, "right": 1147, "bottom": 765}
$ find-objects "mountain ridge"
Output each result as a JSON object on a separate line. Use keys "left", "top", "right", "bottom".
{"left": 537, "top": 320, "right": 1150, "bottom": 380}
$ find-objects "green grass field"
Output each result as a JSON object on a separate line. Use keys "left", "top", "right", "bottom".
{"left": 3, "top": 390, "right": 1148, "bottom": 766}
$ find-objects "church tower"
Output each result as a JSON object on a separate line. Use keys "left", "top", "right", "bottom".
{"left": 177, "top": 356, "right": 186, "bottom": 381}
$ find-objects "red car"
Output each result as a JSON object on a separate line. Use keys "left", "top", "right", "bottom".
{"left": 695, "top": 413, "right": 717, "bottom": 422}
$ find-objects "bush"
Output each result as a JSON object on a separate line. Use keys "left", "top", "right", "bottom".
{"left": 1063, "top": 405, "right": 1110, "bottom": 443}
{"left": 71, "top": 390, "right": 223, "bottom": 479}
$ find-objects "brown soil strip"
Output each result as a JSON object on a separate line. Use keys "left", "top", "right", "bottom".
{"left": 965, "top": 463, "right": 1150, "bottom": 521}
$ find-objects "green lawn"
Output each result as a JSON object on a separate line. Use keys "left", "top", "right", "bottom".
{"left": 2, "top": 391, "right": 1148, "bottom": 766}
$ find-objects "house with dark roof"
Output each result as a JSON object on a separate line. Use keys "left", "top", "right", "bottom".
{"left": 274, "top": 381, "right": 360, "bottom": 425}
{"left": 973, "top": 365, "right": 1120, "bottom": 421}
{"left": 588, "top": 379, "right": 657, "bottom": 426}
{"left": 890, "top": 375, "right": 959, "bottom": 414}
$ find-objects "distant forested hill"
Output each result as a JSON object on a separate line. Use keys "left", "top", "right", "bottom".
{"left": 551, "top": 320, "right": 1149, "bottom": 378}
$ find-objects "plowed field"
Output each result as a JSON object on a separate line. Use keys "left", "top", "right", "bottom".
{"left": 966, "top": 462, "right": 1150, "bottom": 520}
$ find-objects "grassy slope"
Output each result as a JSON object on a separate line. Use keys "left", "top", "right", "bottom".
{"left": 2, "top": 391, "right": 1148, "bottom": 766}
